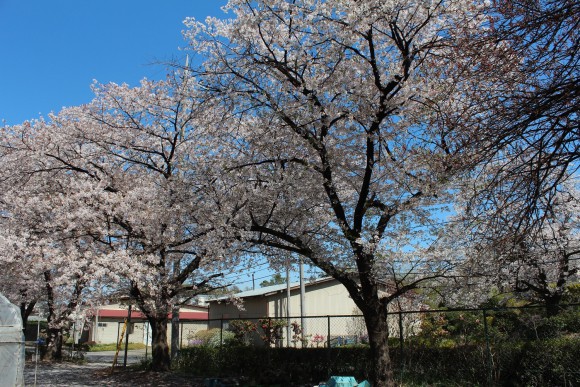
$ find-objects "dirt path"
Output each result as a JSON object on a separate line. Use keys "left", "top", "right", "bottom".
{"left": 24, "top": 361, "right": 205, "bottom": 386}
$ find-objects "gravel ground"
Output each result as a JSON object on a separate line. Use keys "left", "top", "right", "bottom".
{"left": 23, "top": 351, "right": 207, "bottom": 386}
{"left": 24, "top": 362, "right": 208, "bottom": 386}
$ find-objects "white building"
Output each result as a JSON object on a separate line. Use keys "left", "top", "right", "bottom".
{"left": 87, "top": 303, "right": 208, "bottom": 347}
{"left": 207, "top": 277, "right": 422, "bottom": 347}
{"left": 209, "top": 277, "right": 359, "bottom": 319}
{"left": 207, "top": 277, "right": 365, "bottom": 346}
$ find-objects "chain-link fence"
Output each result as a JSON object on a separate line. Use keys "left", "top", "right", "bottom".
{"left": 181, "top": 303, "right": 580, "bottom": 385}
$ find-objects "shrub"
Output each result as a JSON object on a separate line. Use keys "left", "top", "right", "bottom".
{"left": 175, "top": 334, "right": 580, "bottom": 386}
{"left": 175, "top": 346, "right": 220, "bottom": 376}
{"left": 176, "top": 306, "right": 580, "bottom": 385}
{"left": 208, "top": 330, "right": 236, "bottom": 347}
{"left": 189, "top": 328, "right": 220, "bottom": 346}
{"left": 258, "top": 318, "right": 287, "bottom": 346}
{"left": 176, "top": 346, "right": 367, "bottom": 384}
{"left": 513, "top": 337, "right": 580, "bottom": 386}
{"left": 188, "top": 328, "right": 238, "bottom": 348}
{"left": 228, "top": 320, "right": 257, "bottom": 345}
{"left": 87, "top": 342, "right": 145, "bottom": 352}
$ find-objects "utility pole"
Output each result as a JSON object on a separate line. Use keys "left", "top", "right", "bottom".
{"left": 299, "top": 259, "right": 306, "bottom": 343}
{"left": 286, "top": 263, "right": 291, "bottom": 347}
{"left": 172, "top": 73, "right": 188, "bottom": 359}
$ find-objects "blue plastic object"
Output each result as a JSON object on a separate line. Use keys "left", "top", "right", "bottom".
{"left": 326, "top": 376, "right": 358, "bottom": 387}
{"left": 203, "top": 378, "right": 240, "bottom": 387}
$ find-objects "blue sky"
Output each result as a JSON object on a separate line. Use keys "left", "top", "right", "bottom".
{"left": 0, "top": 0, "right": 321, "bottom": 289}
{"left": 0, "top": 0, "right": 227, "bottom": 125}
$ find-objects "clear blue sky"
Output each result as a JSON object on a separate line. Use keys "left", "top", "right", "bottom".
{"left": 0, "top": 0, "right": 227, "bottom": 125}
{"left": 0, "top": 0, "right": 322, "bottom": 289}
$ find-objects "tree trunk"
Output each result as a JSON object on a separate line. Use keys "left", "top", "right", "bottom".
{"left": 150, "top": 316, "right": 171, "bottom": 371}
{"left": 545, "top": 294, "right": 563, "bottom": 317}
{"left": 42, "top": 327, "right": 64, "bottom": 361}
{"left": 20, "top": 301, "right": 36, "bottom": 335}
{"left": 364, "top": 308, "right": 395, "bottom": 387}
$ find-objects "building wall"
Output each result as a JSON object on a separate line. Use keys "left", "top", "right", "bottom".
{"left": 208, "top": 299, "right": 268, "bottom": 329}
{"left": 89, "top": 318, "right": 144, "bottom": 344}
{"left": 207, "top": 279, "right": 362, "bottom": 343}
{"left": 90, "top": 319, "right": 208, "bottom": 346}
{"left": 209, "top": 279, "right": 358, "bottom": 320}
{"left": 267, "top": 279, "right": 359, "bottom": 318}
{"left": 180, "top": 321, "right": 209, "bottom": 345}
{"left": 210, "top": 298, "right": 268, "bottom": 320}
{"left": 202, "top": 280, "right": 423, "bottom": 348}
{"left": 89, "top": 303, "right": 208, "bottom": 345}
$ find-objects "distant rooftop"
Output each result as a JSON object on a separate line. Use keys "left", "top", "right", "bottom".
{"left": 209, "top": 277, "right": 334, "bottom": 302}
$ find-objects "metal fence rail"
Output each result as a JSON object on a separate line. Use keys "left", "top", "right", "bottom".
{"left": 206, "top": 303, "right": 578, "bottom": 344}
{"left": 191, "top": 303, "right": 580, "bottom": 385}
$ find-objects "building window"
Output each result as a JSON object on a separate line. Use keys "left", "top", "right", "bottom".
{"left": 98, "top": 323, "right": 107, "bottom": 327}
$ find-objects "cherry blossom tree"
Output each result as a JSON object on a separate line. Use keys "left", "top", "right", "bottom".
{"left": 78, "top": 77, "right": 237, "bottom": 370}
{"left": 459, "top": 0, "right": 579, "bottom": 235}
{"left": 183, "top": 1, "right": 500, "bottom": 384}
{"left": 454, "top": 169, "right": 580, "bottom": 316}
{"left": 431, "top": 0, "right": 579, "bottom": 317}
{"left": 0, "top": 224, "right": 42, "bottom": 334}
{"left": 0, "top": 124, "right": 113, "bottom": 359}
{"left": 0, "top": 75, "right": 236, "bottom": 370}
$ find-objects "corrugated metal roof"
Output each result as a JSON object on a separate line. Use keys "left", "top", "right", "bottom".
{"left": 235, "top": 282, "right": 299, "bottom": 298}
{"left": 209, "top": 277, "right": 335, "bottom": 302}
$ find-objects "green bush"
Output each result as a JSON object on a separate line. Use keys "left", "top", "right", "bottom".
{"left": 414, "top": 306, "right": 580, "bottom": 345}
{"left": 87, "top": 342, "right": 146, "bottom": 352}
{"left": 190, "top": 328, "right": 220, "bottom": 346}
{"left": 175, "top": 335, "right": 580, "bottom": 386}
{"left": 208, "top": 330, "right": 236, "bottom": 347}
{"left": 229, "top": 320, "right": 257, "bottom": 345}
{"left": 189, "top": 328, "right": 236, "bottom": 348}
{"left": 175, "top": 346, "right": 220, "bottom": 376}
{"left": 176, "top": 306, "right": 580, "bottom": 385}
{"left": 512, "top": 337, "right": 580, "bottom": 386}
{"left": 176, "top": 346, "right": 369, "bottom": 385}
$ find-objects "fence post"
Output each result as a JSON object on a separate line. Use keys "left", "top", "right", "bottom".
{"left": 145, "top": 322, "right": 149, "bottom": 360}
{"left": 268, "top": 317, "right": 272, "bottom": 347}
{"left": 399, "top": 311, "right": 404, "bottom": 381}
{"left": 116, "top": 322, "right": 120, "bottom": 348}
{"left": 220, "top": 318, "right": 224, "bottom": 348}
{"left": 180, "top": 321, "right": 184, "bottom": 350}
{"left": 219, "top": 318, "right": 224, "bottom": 377}
{"left": 327, "top": 315, "right": 331, "bottom": 378}
{"left": 482, "top": 309, "right": 493, "bottom": 385}
{"left": 327, "top": 315, "right": 331, "bottom": 348}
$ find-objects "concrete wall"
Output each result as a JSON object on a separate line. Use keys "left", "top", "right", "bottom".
{"left": 207, "top": 279, "right": 364, "bottom": 343}
{"left": 209, "top": 279, "right": 358, "bottom": 321}
{"left": 92, "top": 318, "right": 133, "bottom": 344}
{"left": 267, "top": 279, "right": 359, "bottom": 318}
{"left": 205, "top": 279, "right": 423, "bottom": 348}
{"left": 88, "top": 303, "right": 208, "bottom": 346}
{"left": 209, "top": 298, "right": 268, "bottom": 320}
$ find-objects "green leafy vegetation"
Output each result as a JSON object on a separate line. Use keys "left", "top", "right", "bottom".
{"left": 86, "top": 342, "right": 147, "bottom": 352}
{"left": 176, "top": 305, "right": 580, "bottom": 385}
